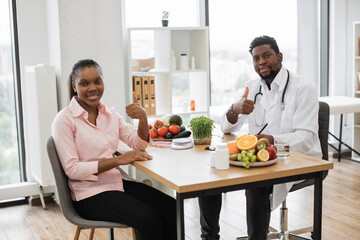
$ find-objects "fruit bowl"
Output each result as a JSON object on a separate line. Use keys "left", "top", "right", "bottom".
{"left": 229, "top": 158, "right": 278, "bottom": 168}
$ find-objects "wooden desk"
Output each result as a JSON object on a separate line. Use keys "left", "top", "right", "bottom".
{"left": 131, "top": 134, "right": 333, "bottom": 240}
{"left": 319, "top": 96, "right": 360, "bottom": 161}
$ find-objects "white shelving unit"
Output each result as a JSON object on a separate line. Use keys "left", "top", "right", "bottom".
{"left": 353, "top": 22, "right": 360, "bottom": 159}
{"left": 125, "top": 27, "right": 210, "bottom": 125}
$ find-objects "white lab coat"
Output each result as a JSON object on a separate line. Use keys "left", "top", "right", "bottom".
{"left": 220, "top": 67, "right": 322, "bottom": 210}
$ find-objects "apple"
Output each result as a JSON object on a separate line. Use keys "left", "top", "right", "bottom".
{"left": 265, "top": 144, "right": 277, "bottom": 160}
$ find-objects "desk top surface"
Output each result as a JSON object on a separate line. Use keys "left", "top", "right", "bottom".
{"left": 131, "top": 133, "right": 333, "bottom": 193}
{"left": 319, "top": 96, "right": 360, "bottom": 114}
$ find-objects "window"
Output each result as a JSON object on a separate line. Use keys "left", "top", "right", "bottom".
{"left": 0, "top": 0, "right": 22, "bottom": 186}
{"left": 208, "top": 0, "right": 298, "bottom": 107}
{"left": 124, "top": 0, "right": 199, "bottom": 28}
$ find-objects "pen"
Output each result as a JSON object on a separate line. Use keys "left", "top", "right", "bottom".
{"left": 257, "top": 123, "right": 268, "bottom": 135}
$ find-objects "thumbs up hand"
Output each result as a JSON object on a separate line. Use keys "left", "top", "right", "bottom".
{"left": 126, "top": 92, "right": 147, "bottom": 120}
{"left": 233, "top": 87, "right": 255, "bottom": 115}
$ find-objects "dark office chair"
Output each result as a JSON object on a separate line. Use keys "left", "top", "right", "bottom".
{"left": 237, "top": 101, "right": 330, "bottom": 240}
{"left": 46, "top": 136, "right": 137, "bottom": 240}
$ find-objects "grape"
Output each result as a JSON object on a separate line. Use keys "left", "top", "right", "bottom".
{"left": 241, "top": 150, "right": 247, "bottom": 157}
{"left": 237, "top": 154, "right": 243, "bottom": 161}
{"left": 249, "top": 149, "right": 256, "bottom": 154}
{"left": 247, "top": 151, "right": 254, "bottom": 158}
{"left": 243, "top": 158, "right": 250, "bottom": 169}
{"left": 251, "top": 155, "right": 257, "bottom": 163}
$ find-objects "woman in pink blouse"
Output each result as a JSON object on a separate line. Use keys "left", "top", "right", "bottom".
{"left": 51, "top": 59, "right": 176, "bottom": 240}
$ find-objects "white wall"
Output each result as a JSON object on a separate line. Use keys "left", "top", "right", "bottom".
{"left": 17, "top": 0, "right": 126, "bottom": 116}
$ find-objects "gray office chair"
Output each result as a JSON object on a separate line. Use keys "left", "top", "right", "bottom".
{"left": 237, "top": 101, "right": 330, "bottom": 240}
{"left": 46, "top": 136, "right": 137, "bottom": 240}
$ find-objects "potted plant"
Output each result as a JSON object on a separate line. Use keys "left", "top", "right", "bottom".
{"left": 162, "top": 11, "right": 169, "bottom": 27}
{"left": 190, "top": 116, "right": 214, "bottom": 145}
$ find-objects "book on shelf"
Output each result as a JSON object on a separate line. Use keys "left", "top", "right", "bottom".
{"left": 132, "top": 76, "right": 143, "bottom": 105}
{"left": 149, "top": 76, "right": 156, "bottom": 115}
{"left": 141, "top": 76, "right": 151, "bottom": 115}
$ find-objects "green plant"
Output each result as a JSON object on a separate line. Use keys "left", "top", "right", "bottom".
{"left": 190, "top": 116, "right": 214, "bottom": 140}
{"left": 162, "top": 11, "right": 169, "bottom": 20}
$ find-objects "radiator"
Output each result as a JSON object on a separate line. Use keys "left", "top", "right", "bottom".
{"left": 22, "top": 64, "right": 57, "bottom": 188}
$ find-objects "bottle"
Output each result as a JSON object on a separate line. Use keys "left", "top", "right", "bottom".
{"left": 215, "top": 143, "right": 229, "bottom": 170}
{"left": 171, "top": 50, "right": 176, "bottom": 70}
{"left": 190, "top": 100, "right": 195, "bottom": 111}
{"left": 180, "top": 53, "right": 189, "bottom": 70}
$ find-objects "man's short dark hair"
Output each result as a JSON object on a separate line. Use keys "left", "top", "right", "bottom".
{"left": 249, "top": 35, "right": 280, "bottom": 54}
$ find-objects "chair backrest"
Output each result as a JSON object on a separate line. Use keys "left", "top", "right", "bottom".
{"left": 46, "top": 136, "right": 79, "bottom": 224}
{"left": 290, "top": 101, "right": 330, "bottom": 192}
{"left": 318, "top": 101, "right": 330, "bottom": 161}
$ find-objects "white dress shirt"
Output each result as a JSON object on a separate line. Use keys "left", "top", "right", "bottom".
{"left": 220, "top": 67, "right": 322, "bottom": 210}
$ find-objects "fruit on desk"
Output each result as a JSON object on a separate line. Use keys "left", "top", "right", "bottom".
{"left": 257, "top": 149, "right": 270, "bottom": 162}
{"left": 179, "top": 125, "right": 186, "bottom": 132}
{"left": 229, "top": 154, "right": 238, "bottom": 161}
{"left": 173, "top": 130, "right": 191, "bottom": 139}
{"left": 237, "top": 135, "right": 258, "bottom": 151}
{"left": 257, "top": 138, "right": 270, "bottom": 151}
{"left": 148, "top": 124, "right": 153, "bottom": 130}
{"left": 169, "top": 125, "right": 180, "bottom": 135}
{"left": 149, "top": 128, "right": 158, "bottom": 138}
{"left": 265, "top": 144, "right": 277, "bottom": 160}
{"left": 169, "top": 114, "right": 183, "bottom": 126}
{"left": 165, "top": 132, "right": 174, "bottom": 139}
{"left": 236, "top": 134, "right": 247, "bottom": 142}
{"left": 157, "top": 126, "right": 169, "bottom": 137}
{"left": 227, "top": 141, "right": 240, "bottom": 155}
{"left": 154, "top": 120, "right": 163, "bottom": 129}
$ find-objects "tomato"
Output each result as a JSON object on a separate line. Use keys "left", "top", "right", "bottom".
{"left": 148, "top": 124, "right": 153, "bottom": 130}
{"left": 157, "top": 126, "right": 169, "bottom": 137}
{"left": 149, "top": 128, "right": 158, "bottom": 138}
{"left": 154, "top": 120, "right": 163, "bottom": 129}
{"left": 169, "top": 125, "right": 180, "bottom": 135}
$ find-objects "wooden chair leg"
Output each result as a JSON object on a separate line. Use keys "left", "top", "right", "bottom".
{"left": 132, "top": 228, "right": 137, "bottom": 240}
{"left": 89, "top": 228, "right": 95, "bottom": 240}
{"left": 74, "top": 227, "right": 82, "bottom": 240}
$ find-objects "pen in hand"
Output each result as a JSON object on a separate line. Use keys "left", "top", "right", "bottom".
{"left": 257, "top": 123, "right": 268, "bottom": 135}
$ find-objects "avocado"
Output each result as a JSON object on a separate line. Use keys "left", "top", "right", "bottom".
{"left": 169, "top": 114, "right": 183, "bottom": 126}
{"left": 165, "top": 132, "right": 174, "bottom": 139}
{"left": 179, "top": 125, "right": 186, "bottom": 132}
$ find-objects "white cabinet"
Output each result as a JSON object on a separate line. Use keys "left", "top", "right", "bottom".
{"left": 125, "top": 27, "right": 210, "bottom": 125}
{"left": 353, "top": 22, "right": 360, "bottom": 158}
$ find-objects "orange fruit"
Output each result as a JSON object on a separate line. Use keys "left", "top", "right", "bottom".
{"left": 236, "top": 134, "right": 247, "bottom": 142}
{"left": 257, "top": 149, "right": 270, "bottom": 162}
{"left": 237, "top": 135, "right": 258, "bottom": 151}
{"left": 227, "top": 141, "right": 240, "bottom": 155}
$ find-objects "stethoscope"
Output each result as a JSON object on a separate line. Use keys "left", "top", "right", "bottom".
{"left": 253, "top": 69, "right": 290, "bottom": 111}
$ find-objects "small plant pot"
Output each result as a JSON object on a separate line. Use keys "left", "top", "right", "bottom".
{"left": 162, "top": 20, "right": 168, "bottom": 27}
{"left": 193, "top": 138, "right": 212, "bottom": 145}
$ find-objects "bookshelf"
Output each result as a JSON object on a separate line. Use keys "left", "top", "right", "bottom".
{"left": 353, "top": 22, "right": 360, "bottom": 159}
{"left": 125, "top": 27, "right": 210, "bottom": 125}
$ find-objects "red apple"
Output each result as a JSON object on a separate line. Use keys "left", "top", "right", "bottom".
{"left": 265, "top": 144, "right": 277, "bottom": 160}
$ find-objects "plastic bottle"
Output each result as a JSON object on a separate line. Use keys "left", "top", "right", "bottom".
{"left": 171, "top": 50, "right": 176, "bottom": 70}
{"left": 215, "top": 143, "right": 229, "bottom": 170}
{"left": 190, "top": 100, "right": 195, "bottom": 111}
{"left": 180, "top": 53, "right": 189, "bottom": 70}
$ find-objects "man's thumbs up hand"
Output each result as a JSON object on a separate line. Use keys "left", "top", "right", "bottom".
{"left": 232, "top": 87, "right": 255, "bottom": 115}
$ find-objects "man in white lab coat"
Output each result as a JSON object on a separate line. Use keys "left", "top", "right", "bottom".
{"left": 198, "top": 35, "right": 322, "bottom": 240}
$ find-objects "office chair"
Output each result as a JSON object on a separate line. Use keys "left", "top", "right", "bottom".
{"left": 46, "top": 136, "right": 137, "bottom": 240}
{"left": 237, "top": 101, "right": 330, "bottom": 240}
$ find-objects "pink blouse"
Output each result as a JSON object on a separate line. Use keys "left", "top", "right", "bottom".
{"left": 51, "top": 97, "right": 149, "bottom": 201}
